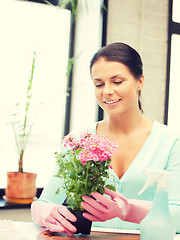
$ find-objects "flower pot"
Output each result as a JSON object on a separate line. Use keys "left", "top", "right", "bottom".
{"left": 62, "top": 198, "right": 92, "bottom": 235}
{"left": 5, "top": 171, "right": 37, "bottom": 203}
{"left": 69, "top": 210, "right": 92, "bottom": 235}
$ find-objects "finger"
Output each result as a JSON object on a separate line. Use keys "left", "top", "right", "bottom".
{"left": 90, "top": 191, "right": 113, "bottom": 206}
{"left": 60, "top": 225, "right": 76, "bottom": 237}
{"left": 82, "top": 195, "right": 107, "bottom": 212}
{"left": 82, "top": 212, "right": 103, "bottom": 222}
{"left": 53, "top": 213, "right": 77, "bottom": 233}
{"left": 47, "top": 222, "right": 75, "bottom": 237}
{"left": 104, "top": 188, "right": 119, "bottom": 198}
{"left": 104, "top": 188, "right": 125, "bottom": 201}
{"left": 58, "top": 206, "right": 77, "bottom": 222}
{"left": 48, "top": 209, "right": 77, "bottom": 233}
{"left": 81, "top": 201, "right": 104, "bottom": 220}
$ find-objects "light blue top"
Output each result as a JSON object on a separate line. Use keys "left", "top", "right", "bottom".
{"left": 39, "top": 120, "right": 180, "bottom": 232}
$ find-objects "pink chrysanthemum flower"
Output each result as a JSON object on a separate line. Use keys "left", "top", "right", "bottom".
{"left": 63, "top": 131, "right": 118, "bottom": 165}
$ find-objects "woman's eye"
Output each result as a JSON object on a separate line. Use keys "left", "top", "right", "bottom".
{"left": 114, "top": 81, "right": 123, "bottom": 84}
{"left": 95, "top": 84, "right": 104, "bottom": 87}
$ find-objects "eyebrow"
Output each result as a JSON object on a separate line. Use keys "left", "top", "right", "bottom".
{"left": 93, "top": 78, "right": 102, "bottom": 81}
{"left": 111, "top": 74, "right": 125, "bottom": 80}
{"left": 93, "top": 74, "right": 126, "bottom": 81}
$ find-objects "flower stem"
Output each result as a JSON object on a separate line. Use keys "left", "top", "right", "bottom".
{"left": 85, "top": 162, "right": 90, "bottom": 189}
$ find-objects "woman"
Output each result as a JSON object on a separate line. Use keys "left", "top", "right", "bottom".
{"left": 31, "top": 42, "right": 180, "bottom": 236}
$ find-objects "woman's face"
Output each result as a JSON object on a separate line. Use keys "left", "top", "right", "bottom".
{"left": 91, "top": 58, "right": 144, "bottom": 117}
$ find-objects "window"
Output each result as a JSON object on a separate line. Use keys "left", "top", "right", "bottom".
{"left": 0, "top": 0, "right": 104, "bottom": 189}
{"left": 167, "top": 34, "right": 180, "bottom": 133}
{"left": 0, "top": 0, "right": 70, "bottom": 188}
{"left": 166, "top": 0, "right": 180, "bottom": 133}
{"left": 172, "top": 0, "right": 180, "bottom": 23}
{"left": 69, "top": 0, "right": 104, "bottom": 133}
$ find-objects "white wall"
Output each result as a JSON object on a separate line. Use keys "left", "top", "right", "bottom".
{"left": 106, "top": 0, "right": 169, "bottom": 123}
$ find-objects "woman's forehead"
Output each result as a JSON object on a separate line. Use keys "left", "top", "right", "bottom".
{"left": 91, "top": 59, "right": 130, "bottom": 78}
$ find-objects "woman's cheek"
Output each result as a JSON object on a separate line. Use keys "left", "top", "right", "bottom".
{"left": 95, "top": 89, "right": 101, "bottom": 100}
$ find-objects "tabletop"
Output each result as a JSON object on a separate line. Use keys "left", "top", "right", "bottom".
{"left": 37, "top": 230, "right": 140, "bottom": 240}
{"left": 1, "top": 221, "right": 180, "bottom": 240}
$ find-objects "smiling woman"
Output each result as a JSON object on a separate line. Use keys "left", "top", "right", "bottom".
{"left": 91, "top": 60, "right": 144, "bottom": 117}
{"left": 89, "top": 43, "right": 150, "bottom": 179}
{"left": 31, "top": 42, "right": 180, "bottom": 236}
{"left": 90, "top": 42, "right": 144, "bottom": 114}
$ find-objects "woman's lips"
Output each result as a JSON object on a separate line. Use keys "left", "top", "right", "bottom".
{"left": 104, "top": 99, "right": 121, "bottom": 105}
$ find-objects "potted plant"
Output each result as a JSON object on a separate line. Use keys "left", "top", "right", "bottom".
{"left": 5, "top": 52, "right": 37, "bottom": 204}
{"left": 55, "top": 131, "right": 118, "bottom": 234}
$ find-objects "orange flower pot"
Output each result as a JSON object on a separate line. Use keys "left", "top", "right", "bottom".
{"left": 5, "top": 172, "right": 37, "bottom": 203}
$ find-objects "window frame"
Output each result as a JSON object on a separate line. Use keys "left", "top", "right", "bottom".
{"left": 164, "top": 0, "right": 180, "bottom": 124}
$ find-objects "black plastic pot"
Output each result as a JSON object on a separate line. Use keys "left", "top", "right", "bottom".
{"left": 69, "top": 210, "right": 92, "bottom": 235}
{"left": 62, "top": 198, "right": 92, "bottom": 235}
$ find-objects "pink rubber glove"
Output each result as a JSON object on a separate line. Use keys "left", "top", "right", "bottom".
{"left": 31, "top": 201, "right": 77, "bottom": 236}
{"left": 81, "top": 188, "right": 152, "bottom": 224}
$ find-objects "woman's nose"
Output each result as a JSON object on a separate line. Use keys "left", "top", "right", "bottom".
{"left": 103, "top": 84, "right": 114, "bottom": 96}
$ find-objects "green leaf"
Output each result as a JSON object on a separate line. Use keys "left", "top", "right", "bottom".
{"left": 55, "top": 188, "right": 60, "bottom": 194}
{"left": 98, "top": 186, "right": 105, "bottom": 194}
{"left": 105, "top": 184, "right": 116, "bottom": 191}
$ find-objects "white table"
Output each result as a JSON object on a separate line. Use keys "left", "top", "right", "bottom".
{"left": 2, "top": 221, "right": 180, "bottom": 240}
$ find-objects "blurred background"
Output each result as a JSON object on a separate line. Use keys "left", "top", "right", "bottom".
{"left": 0, "top": 0, "right": 179, "bottom": 202}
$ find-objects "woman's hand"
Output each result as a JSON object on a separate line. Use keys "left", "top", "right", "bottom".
{"left": 31, "top": 201, "right": 77, "bottom": 236}
{"left": 81, "top": 188, "right": 152, "bottom": 224}
{"left": 81, "top": 188, "right": 127, "bottom": 222}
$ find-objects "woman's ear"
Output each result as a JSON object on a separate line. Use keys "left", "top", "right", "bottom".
{"left": 137, "top": 75, "right": 144, "bottom": 91}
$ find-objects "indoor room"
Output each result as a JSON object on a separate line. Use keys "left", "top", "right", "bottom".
{"left": 0, "top": 0, "right": 180, "bottom": 239}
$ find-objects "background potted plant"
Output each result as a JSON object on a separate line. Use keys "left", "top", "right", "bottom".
{"left": 55, "top": 131, "right": 118, "bottom": 234}
{"left": 5, "top": 52, "right": 37, "bottom": 204}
